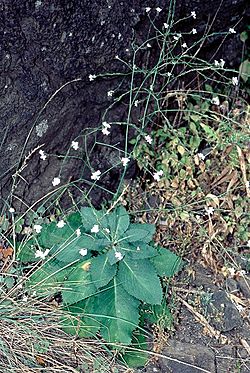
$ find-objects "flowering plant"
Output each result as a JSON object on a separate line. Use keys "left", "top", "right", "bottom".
{"left": 18, "top": 206, "right": 182, "bottom": 346}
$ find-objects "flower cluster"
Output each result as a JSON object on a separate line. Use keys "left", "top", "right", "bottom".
{"left": 214, "top": 59, "right": 225, "bottom": 68}
{"left": 39, "top": 149, "right": 47, "bottom": 160}
{"left": 91, "top": 170, "right": 101, "bottom": 181}
{"left": 102, "top": 121, "right": 111, "bottom": 135}
{"left": 121, "top": 157, "right": 130, "bottom": 167}
{"left": 52, "top": 177, "right": 60, "bottom": 186}
{"left": 71, "top": 141, "right": 79, "bottom": 150}
{"left": 153, "top": 169, "right": 164, "bottom": 181}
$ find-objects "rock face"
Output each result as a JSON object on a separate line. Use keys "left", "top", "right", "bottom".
{"left": 0, "top": 0, "right": 247, "bottom": 210}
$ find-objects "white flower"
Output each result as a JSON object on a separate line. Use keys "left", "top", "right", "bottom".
{"left": 145, "top": 7, "right": 151, "bottom": 13}
{"left": 134, "top": 99, "right": 139, "bottom": 107}
{"left": 167, "top": 72, "right": 172, "bottom": 77}
{"left": 24, "top": 226, "right": 33, "bottom": 235}
{"left": 57, "top": 220, "right": 66, "bottom": 228}
{"left": 107, "top": 90, "right": 114, "bottom": 97}
{"left": 91, "top": 224, "right": 99, "bottom": 233}
{"left": 91, "top": 170, "right": 101, "bottom": 181}
{"left": 121, "top": 157, "right": 130, "bottom": 167}
{"left": 71, "top": 141, "right": 79, "bottom": 150}
{"left": 35, "top": 248, "right": 50, "bottom": 260}
{"left": 191, "top": 11, "right": 196, "bottom": 19}
{"left": 153, "top": 170, "right": 164, "bottom": 181}
{"left": 211, "top": 96, "right": 220, "bottom": 105}
{"left": 220, "top": 59, "right": 225, "bottom": 68}
{"left": 147, "top": 43, "right": 152, "bottom": 48}
{"left": 34, "top": 224, "right": 42, "bottom": 234}
{"left": 156, "top": 7, "right": 162, "bottom": 13}
{"left": 205, "top": 206, "right": 214, "bottom": 215}
{"left": 39, "top": 149, "right": 47, "bottom": 160}
{"left": 214, "top": 59, "right": 225, "bottom": 68}
{"left": 197, "top": 152, "right": 205, "bottom": 160}
{"left": 102, "top": 121, "right": 111, "bottom": 135}
{"left": 104, "top": 228, "right": 110, "bottom": 234}
{"left": 76, "top": 228, "right": 81, "bottom": 237}
{"left": 228, "top": 267, "right": 236, "bottom": 277}
{"left": 182, "top": 42, "right": 188, "bottom": 48}
{"left": 145, "top": 135, "right": 153, "bottom": 144}
{"left": 232, "top": 76, "right": 239, "bottom": 86}
{"left": 9, "top": 207, "right": 15, "bottom": 213}
{"left": 22, "top": 295, "right": 28, "bottom": 302}
{"left": 229, "top": 28, "right": 236, "bottom": 34}
{"left": 115, "top": 251, "right": 123, "bottom": 261}
{"left": 52, "top": 177, "right": 60, "bottom": 186}
{"left": 89, "top": 74, "right": 97, "bottom": 81}
{"left": 163, "top": 23, "right": 169, "bottom": 29}
{"left": 79, "top": 248, "right": 88, "bottom": 256}
{"left": 192, "top": 28, "right": 197, "bottom": 34}
{"left": 173, "top": 33, "right": 181, "bottom": 41}
{"left": 102, "top": 127, "right": 110, "bottom": 135}
{"left": 102, "top": 121, "right": 111, "bottom": 129}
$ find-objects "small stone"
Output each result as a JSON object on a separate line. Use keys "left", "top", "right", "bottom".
{"left": 207, "top": 290, "right": 242, "bottom": 332}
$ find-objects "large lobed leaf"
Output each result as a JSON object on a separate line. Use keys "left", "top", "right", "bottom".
{"left": 90, "top": 278, "right": 140, "bottom": 345}
{"left": 117, "top": 257, "right": 162, "bottom": 305}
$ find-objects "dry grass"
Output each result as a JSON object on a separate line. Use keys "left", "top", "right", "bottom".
{"left": 0, "top": 300, "right": 126, "bottom": 373}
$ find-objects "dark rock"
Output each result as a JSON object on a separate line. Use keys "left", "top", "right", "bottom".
{"left": 156, "top": 341, "right": 215, "bottom": 373}
{"left": 225, "top": 278, "right": 238, "bottom": 294}
{"left": 207, "top": 290, "right": 242, "bottom": 332}
{"left": 0, "top": 0, "right": 247, "bottom": 210}
{"left": 237, "top": 277, "right": 250, "bottom": 299}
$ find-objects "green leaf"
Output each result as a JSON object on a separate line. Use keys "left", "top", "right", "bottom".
{"left": 123, "top": 224, "right": 155, "bottom": 243}
{"left": 107, "top": 249, "right": 123, "bottom": 265}
{"left": 205, "top": 84, "right": 213, "bottom": 93}
{"left": 127, "top": 242, "right": 157, "bottom": 260}
{"left": 141, "top": 300, "right": 174, "bottom": 329}
{"left": 106, "top": 206, "right": 130, "bottom": 237}
{"left": 61, "top": 298, "right": 100, "bottom": 338}
{"left": 53, "top": 234, "right": 109, "bottom": 263}
{"left": 27, "top": 260, "right": 71, "bottom": 295}
{"left": 122, "top": 330, "right": 148, "bottom": 368}
{"left": 81, "top": 207, "right": 104, "bottom": 231}
{"left": 118, "top": 257, "right": 162, "bottom": 305}
{"left": 61, "top": 261, "right": 96, "bottom": 305}
{"left": 16, "top": 238, "right": 36, "bottom": 263}
{"left": 91, "top": 278, "right": 140, "bottom": 345}
{"left": 90, "top": 253, "right": 117, "bottom": 289}
{"left": 38, "top": 221, "right": 75, "bottom": 248}
{"left": 240, "top": 31, "right": 248, "bottom": 42}
{"left": 239, "top": 59, "right": 250, "bottom": 82}
{"left": 199, "top": 122, "right": 217, "bottom": 141}
{"left": 151, "top": 247, "right": 183, "bottom": 277}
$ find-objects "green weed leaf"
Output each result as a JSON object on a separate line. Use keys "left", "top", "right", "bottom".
{"left": 151, "top": 247, "right": 183, "bottom": 277}
{"left": 123, "top": 224, "right": 155, "bottom": 243}
{"left": 91, "top": 278, "right": 140, "bottom": 345}
{"left": 61, "top": 261, "right": 96, "bottom": 305}
{"left": 90, "top": 253, "right": 117, "bottom": 289}
{"left": 118, "top": 257, "right": 162, "bottom": 305}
